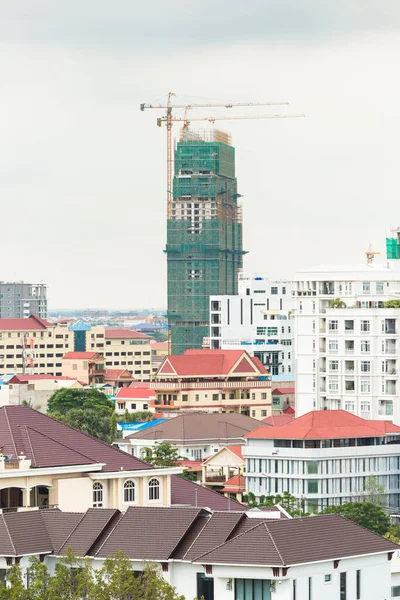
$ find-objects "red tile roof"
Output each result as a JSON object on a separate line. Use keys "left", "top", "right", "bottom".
{"left": 8, "top": 375, "right": 75, "bottom": 384}
{"left": 225, "top": 445, "right": 244, "bottom": 459}
{"left": 129, "top": 381, "right": 151, "bottom": 389}
{"left": 157, "top": 349, "right": 268, "bottom": 377}
{"left": 150, "top": 341, "right": 169, "bottom": 350}
{"left": 245, "top": 409, "right": 400, "bottom": 440}
{"left": 272, "top": 387, "right": 295, "bottom": 395}
{"left": 284, "top": 405, "right": 295, "bottom": 415}
{"left": 221, "top": 473, "right": 245, "bottom": 493}
{"left": 104, "top": 369, "right": 134, "bottom": 381}
{"left": 105, "top": 329, "right": 150, "bottom": 340}
{"left": 0, "top": 315, "right": 53, "bottom": 331}
{"left": 262, "top": 415, "right": 294, "bottom": 426}
{"left": 116, "top": 388, "right": 155, "bottom": 400}
{"left": 63, "top": 352, "right": 99, "bottom": 360}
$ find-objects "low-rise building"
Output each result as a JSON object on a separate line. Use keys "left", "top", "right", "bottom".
{"left": 0, "top": 507, "right": 396, "bottom": 600}
{"left": 114, "top": 387, "right": 155, "bottom": 414}
{"left": 153, "top": 349, "right": 272, "bottom": 419}
{"left": 116, "top": 412, "right": 261, "bottom": 462}
{"left": 244, "top": 409, "right": 400, "bottom": 513}
{"left": 62, "top": 351, "right": 105, "bottom": 385}
{"left": 271, "top": 386, "right": 295, "bottom": 413}
{"left": 0, "top": 405, "right": 245, "bottom": 515}
{"left": 201, "top": 445, "right": 245, "bottom": 493}
{"left": 0, "top": 315, "right": 74, "bottom": 375}
{"left": 0, "top": 374, "right": 82, "bottom": 412}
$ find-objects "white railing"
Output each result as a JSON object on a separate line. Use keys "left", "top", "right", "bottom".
{"left": 154, "top": 380, "right": 271, "bottom": 390}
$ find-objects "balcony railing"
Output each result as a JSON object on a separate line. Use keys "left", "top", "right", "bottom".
{"left": 154, "top": 380, "right": 271, "bottom": 390}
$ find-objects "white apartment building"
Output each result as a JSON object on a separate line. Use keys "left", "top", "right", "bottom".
{"left": 295, "top": 248, "right": 400, "bottom": 422}
{"left": 210, "top": 275, "right": 294, "bottom": 377}
{"left": 244, "top": 409, "right": 400, "bottom": 513}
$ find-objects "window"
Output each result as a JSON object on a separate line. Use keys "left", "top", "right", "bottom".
{"left": 271, "top": 287, "right": 278, "bottom": 294}
{"left": 324, "top": 574, "right": 331, "bottom": 584}
{"left": 307, "top": 480, "right": 318, "bottom": 494}
{"left": 360, "top": 379, "right": 371, "bottom": 393}
{"left": 182, "top": 394, "right": 188, "bottom": 402}
{"left": 361, "top": 401, "right": 371, "bottom": 412}
{"left": 360, "top": 320, "right": 370, "bottom": 332}
{"left": 93, "top": 482, "right": 103, "bottom": 507}
{"left": 362, "top": 282, "right": 370, "bottom": 293}
{"left": 212, "top": 393, "right": 218, "bottom": 401}
{"left": 235, "top": 579, "right": 270, "bottom": 599}
{"left": 261, "top": 393, "right": 267, "bottom": 400}
{"left": 329, "top": 340, "right": 338, "bottom": 352}
{"left": 360, "top": 361, "right": 370, "bottom": 373}
{"left": 392, "top": 586, "right": 400, "bottom": 597}
{"left": 148, "top": 478, "right": 160, "bottom": 501}
{"left": 328, "top": 320, "right": 338, "bottom": 331}
{"left": 345, "top": 401, "right": 355, "bottom": 412}
{"left": 344, "top": 320, "right": 354, "bottom": 331}
{"left": 328, "top": 380, "right": 339, "bottom": 391}
{"left": 376, "top": 281, "right": 384, "bottom": 293}
{"left": 356, "top": 569, "right": 361, "bottom": 600}
{"left": 293, "top": 579, "right": 296, "bottom": 600}
{"left": 307, "top": 461, "right": 318, "bottom": 474}
{"left": 329, "top": 360, "right": 338, "bottom": 371}
{"left": 345, "top": 380, "right": 355, "bottom": 391}
{"left": 123, "top": 480, "right": 135, "bottom": 503}
{"left": 261, "top": 410, "right": 267, "bottom": 417}
{"left": 361, "top": 340, "right": 370, "bottom": 353}
{"left": 308, "top": 576, "right": 312, "bottom": 600}
{"left": 340, "top": 572, "right": 346, "bottom": 600}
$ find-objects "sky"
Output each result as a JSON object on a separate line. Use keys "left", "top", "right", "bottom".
{"left": 1, "top": 1, "right": 400, "bottom": 309}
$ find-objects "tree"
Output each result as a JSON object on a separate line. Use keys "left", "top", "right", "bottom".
{"left": 48, "top": 388, "right": 114, "bottom": 416}
{"left": 385, "top": 523, "right": 400, "bottom": 543}
{"left": 364, "top": 475, "right": 385, "bottom": 506}
{"left": 329, "top": 298, "right": 347, "bottom": 308}
{"left": 385, "top": 299, "right": 400, "bottom": 308}
{"left": 145, "top": 442, "right": 181, "bottom": 467}
{"left": 116, "top": 410, "right": 153, "bottom": 423}
{"left": 26, "top": 557, "right": 52, "bottom": 600}
{"left": 320, "top": 501, "right": 390, "bottom": 535}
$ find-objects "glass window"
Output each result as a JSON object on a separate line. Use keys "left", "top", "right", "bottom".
{"left": 360, "top": 320, "right": 370, "bottom": 332}
{"left": 307, "top": 480, "right": 318, "bottom": 494}
{"left": 328, "top": 320, "right": 338, "bottom": 331}
{"left": 345, "top": 380, "right": 355, "bottom": 391}
{"left": 329, "top": 340, "right": 338, "bottom": 351}
{"left": 376, "top": 281, "right": 384, "bottom": 293}
{"left": 361, "top": 401, "right": 371, "bottom": 412}
{"left": 356, "top": 570, "right": 361, "bottom": 600}
{"left": 360, "top": 361, "right": 370, "bottom": 373}
{"left": 392, "top": 586, "right": 400, "bottom": 597}
{"left": 235, "top": 579, "right": 271, "bottom": 600}
{"left": 340, "top": 572, "right": 347, "bottom": 600}
{"left": 93, "top": 482, "right": 103, "bottom": 507}
{"left": 361, "top": 341, "right": 370, "bottom": 353}
{"left": 324, "top": 574, "right": 332, "bottom": 583}
{"left": 271, "top": 287, "right": 278, "bottom": 294}
{"left": 148, "top": 478, "right": 160, "bottom": 501}
{"left": 329, "top": 360, "right": 338, "bottom": 371}
{"left": 307, "top": 461, "right": 318, "bottom": 474}
{"left": 329, "top": 380, "right": 339, "bottom": 391}
{"left": 361, "top": 380, "right": 371, "bottom": 393}
{"left": 123, "top": 480, "right": 135, "bottom": 503}
{"left": 362, "top": 282, "right": 370, "bottom": 293}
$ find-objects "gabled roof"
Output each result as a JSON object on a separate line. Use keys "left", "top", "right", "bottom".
{"left": 157, "top": 349, "right": 267, "bottom": 378}
{"left": 129, "top": 381, "right": 151, "bottom": 389}
{"left": 225, "top": 445, "right": 244, "bottom": 459}
{"left": 170, "top": 474, "right": 246, "bottom": 511}
{"left": 0, "top": 315, "right": 52, "bottom": 331}
{"left": 105, "top": 329, "right": 150, "bottom": 340}
{"left": 272, "top": 387, "right": 295, "bottom": 395}
{"left": 0, "top": 405, "right": 150, "bottom": 472}
{"left": 245, "top": 409, "right": 400, "bottom": 440}
{"left": 104, "top": 369, "right": 134, "bottom": 381}
{"left": 116, "top": 387, "right": 155, "bottom": 401}
{"left": 193, "top": 513, "right": 398, "bottom": 566}
{"left": 8, "top": 375, "right": 75, "bottom": 384}
{"left": 262, "top": 415, "right": 293, "bottom": 426}
{"left": 125, "top": 413, "right": 262, "bottom": 443}
{"left": 63, "top": 352, "right": 99, "bottom": 360}
{"left": 284, "top": 405, "right": 295, "bottom": 415}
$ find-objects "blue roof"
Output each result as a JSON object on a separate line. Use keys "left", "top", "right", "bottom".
{"left": 116, "top": 419, "right": 167, "bottom": 432}
{"left": 270, "top": 374, "right": 295, "bottom": 382}
{"left": 68, "top": 320, "right": 91, "bottom": 331}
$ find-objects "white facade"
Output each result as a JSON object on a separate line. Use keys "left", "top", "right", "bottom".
{"left": 295, "top": 260, "right": 400, "bottom": 422}
{"left": 118, "top": 436, "right": 236, "bottom": 462}
{"left": 244, "top": 428, "right": 400, "bottom": 513}
{"left": 210, "top": 276, "right": 294, "bottom": 377}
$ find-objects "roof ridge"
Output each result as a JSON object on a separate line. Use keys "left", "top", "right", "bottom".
{"left": 56, "top": 510, "right": 89, "bottom": 554}
{"left": 93, "top": 509, "right": 128, "bottom": 557}
{"left": 193, "top": 519, "right": 266, "bottom": 562}
{"left": 19, "top": 425, "right": 37, "bottom": 465}
{"left": 181, "top": 512, "right": 214, "bottom": 560}
{"left": 263, "top": 522, "right": 285, "bottom": 565}
{"left": 1, "top": 514, "right": 16, "bottom": 555}
{"left": 168, "top": 508, "right": 204, "bottom": 559}
{"left": 3, "top": 406, "right": 18, "bottom": 457}
{"left": 84, "top": 509, "right": 121, "bottom": 557}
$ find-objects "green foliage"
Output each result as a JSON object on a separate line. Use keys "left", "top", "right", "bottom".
{"left": 320, "top": 501, "right": 390, "bottom": 535}
{"left": 179, "top": 469, "right": 198, "bottom": 482}
{"left": 145, "top": 442, "right": 181, "bottom": 467}
{"left": 364, "top": 475, "right": 385, "bottom": 506}
{"left": 385, "top": 523, "right": 400, "bottom": 543}
{"left": 116, "top": 410, "right": 153, "bottom": 423}
{"left": 329, "top": 298, "right": 347, "bottom": 308}
{"left": 385, "top": 299, "right": 400, "bottom": 308}
{"left": 242, "top": 491, "right": 308, "bottom": 517}
{"left": 1, "top": 551, "right": 184, "bottom": 600}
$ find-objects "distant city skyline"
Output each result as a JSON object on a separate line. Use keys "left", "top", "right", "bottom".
{"left": 2, "top": 2, "right": 400, "bottom": 308}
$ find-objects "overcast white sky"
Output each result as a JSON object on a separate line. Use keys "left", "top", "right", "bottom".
{"left": 1, "top": 1, "right": 400, "bottom": 309}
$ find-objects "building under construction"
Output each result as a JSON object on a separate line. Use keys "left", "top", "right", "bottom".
{"left": 166, "top": 129, "right": 244, "bottom": 355}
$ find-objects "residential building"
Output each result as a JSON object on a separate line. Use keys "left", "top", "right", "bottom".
{"left": 153, "top": 349, "right": 272, "bottom": 419}
{"left": 202, "top": 445, "right": 245, "bottom": 496}
{"left": 0, "top": 282, "right": 47, "bottom": 319}
{"left": 0, "top": 507, "right": 396, "bottom": 600}
{"left": 0, "top": 315, "right": 74, "bottom": 376}
{"left": 62, "top": 352, "right": 105, "bottom": 385}
{"left": 150, "top": 340, "right": 168, "bottom": 372}
{"left": 220, "top": 473, "right": 246, "bottom": 502}
{"left": 0, "top": 405, "right": 245, "bottom": 514}
{"left": 167, "top": 129, "right": 244, "bottom": 355}
{"left": 0, "top": 374, "right": 82, "bottom": 412}
{"left": 295, "top": 237, "right": 400, "bottom": 421}
{"left": 210, "top": 275, "right": 294, "bottom": 378}
{"left": 104, "top": 368, "right": 135, "bottom": 389}
{"left": 244, "top": 409, "right": 400, "bottom": 513}
{"left": 271, "top": 387, "right": 295, "bottom": 413}
{"left": 114, "top": 387, "right": 155, "bottom": 415}
{"left": 116, "top": 412, "right": 261, "bottom": 462}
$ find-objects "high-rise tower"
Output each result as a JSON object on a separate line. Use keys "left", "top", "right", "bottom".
{"left": 166, "top": 129, "right": 244, "bottom": 355}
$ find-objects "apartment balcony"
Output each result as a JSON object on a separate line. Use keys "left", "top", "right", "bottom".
{"left": 385, "top": 381, "right": 397, "bottom": 395}
{"left": 154, "top": 380, "right": 271, "bottom": 390}
{"left": 385, "top": 342, "right": 397, "bottom": 355}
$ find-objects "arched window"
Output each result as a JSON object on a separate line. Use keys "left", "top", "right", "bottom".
{"left": 93, "top": 482, "right": 103, "bottom": 508}
{"left": 123, "top": 480, "right": 135, "bottom": 503}
{"left": 148, "top": 478, "right": 160, "bottom": 501}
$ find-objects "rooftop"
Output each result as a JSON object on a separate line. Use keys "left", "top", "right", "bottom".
{"left": 0, "top": 315, "right": 52, "bottom": 331}
{"left": 157, "top": 349, "right": 268, "bottom": 378}
{"left": 63, "top": 352, "right": 99, "bottom": 360}
{"left": 245, "top": 409, "right": 400, "bottom": 440}
{"left": 272, "top": 387, "right": 295, "bottom": 395}
{"left": 115, "top": 388, "right": 154, "bottom": 400}
{"left": 262, "top": 415, "right": 294, "bottom": 426}
{"left": 105, "top": 329, "right": 150, "bottom": 340}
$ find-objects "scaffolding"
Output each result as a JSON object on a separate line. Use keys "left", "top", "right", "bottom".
{"left": 166, "top": 130, "right": 244, "bottom": 354}
{"left": 386, "top": 228, "right": 400, "bottom": 259}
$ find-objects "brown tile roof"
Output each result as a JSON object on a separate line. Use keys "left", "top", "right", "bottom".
{"left": 193, "top": 513, "right": 398, "bottom": 566}
{"left": 94, "top": 506, "right": 203, "bottom": 560}
{"left": 183, "top": 512, "right": 245, "bottom": 561}
{"left": 40, "top": 510, "right": 82, "bottom": 553}
{"left": 0, "top": 511, "right": 54, "bottom": 556}
{"left": 170, "top": 475, "right": 247, "bottom": 511}
{"left": 0, "top": 405, "right": 150, "bottom": 472}
{"left": 125, "top": 412, "right": 263, "bottom": 444}
{"left": 58, "top": 509, "right": 121, "bottom": 555}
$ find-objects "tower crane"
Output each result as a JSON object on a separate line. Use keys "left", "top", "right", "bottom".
{"left": 140, "top": 93, "right": 302, "bottom": 216}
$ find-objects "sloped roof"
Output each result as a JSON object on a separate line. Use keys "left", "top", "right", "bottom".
{"left": 225, "top": 445, "right": 244, "bottom": 459}
{"left": 58, "top": 509, "right": 121, "bottom": 555}
{"left": 272, "top": 387, "right": 295, "bottom": 395}
{"left": 125, "top": 413, "right": 262, "bottom": 443}
{"left": 0, "top": 315, "right": 52, "bottom": 331}
{"left": 193, "top": 514, "right": 398, "bottom": 566}
{"left": 8, "top": 375, "right": 75, "bottom": 384}
{"left": 245, "top": 409, "right": 400, "bottom": 440}
{"left": 0, "top": 510, "right": 54, "bottom": 556}
{"left": 262, "top": 415, "right": 293, "bottom": 426}
{"left": 116, "top": 388, "right": 155, "bottom": 400}
{"left": 104, "top": 369, "right": 134, "bottom": 381}
{"left": 182, "top": 511, "right": 245, "bottom": 561}
{"left": 63, "top": 352, "right": 99, "bottom": 360}
{"left": 221, "top": 474, "right": 246, "bottom": 493}
{"left": 170, "top": 474, "right": 246, "bottom": 511}
{"left": 0, "top": 405, "right": 150, "bottom": 472}
{"left": 105, "top": 329, "right": 150, "bottom": 340}
{"left": 157, "top": 349, "right": 267, "bottom": 378}
{"left": 284, "top": 405, "right": 295, "bottom": 415}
